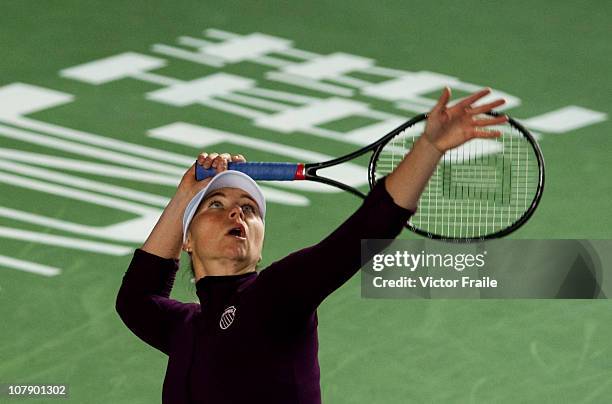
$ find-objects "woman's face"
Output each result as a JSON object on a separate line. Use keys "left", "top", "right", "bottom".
{"left": 187, "top": 187, "right": 264, "bottom": 269}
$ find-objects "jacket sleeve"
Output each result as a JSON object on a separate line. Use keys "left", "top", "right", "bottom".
{"left": 255, "top": 176, "right": 414, "bottom": 319}
{"left": 115, "top": 248, "right": 196, "bottom": 356}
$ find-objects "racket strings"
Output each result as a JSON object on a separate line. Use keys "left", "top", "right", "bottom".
{"left": 373, "top": 121, "right": 541, "bottom": 239}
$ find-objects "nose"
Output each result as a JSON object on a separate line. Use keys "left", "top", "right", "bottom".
{"left": 228, "top": 205, "right": 244, "bottom": 220}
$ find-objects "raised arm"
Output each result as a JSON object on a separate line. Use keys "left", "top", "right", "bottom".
{"left": 256, "top": 88, "right": 507, "bottom": 318}
{"left": 116, "top": 153, "right": 243, "bottom": 353}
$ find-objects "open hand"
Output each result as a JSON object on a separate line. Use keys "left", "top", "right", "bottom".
{"left": 423, "top": 87, "right": 508, "bottom": 153}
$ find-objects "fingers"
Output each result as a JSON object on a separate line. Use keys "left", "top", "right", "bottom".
{"left": 201, "top": 152, "right": 218, "bottom": 169}
{"left": 197, "top": 152, "right": 245, "bottom": 172}
{"left": 213, "top": 153, "right": 232, "bottom": 172}
{"left": 472, "top": 115, "right": 508, "bottom": 127}
{"left": 470, "top": 128, "right": 502, "bottom": 139}
{"left": 433, "top": 86, "right": 451, "bottom": 112}
{"left": 231, "top": 154, "right": 246, "bottom": 163}
{"left": 456, "top": 88, "right": 491, "bottom": 109}
{"left": 468, "top": 99, "right": 506, "bottom": 115}
{"left": 197, "top": 152, "right": 208, "bottom": 166}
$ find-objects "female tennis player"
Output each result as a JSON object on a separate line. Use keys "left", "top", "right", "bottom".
{"left": 116, "top": 88, "right": 506, "bottom": 403}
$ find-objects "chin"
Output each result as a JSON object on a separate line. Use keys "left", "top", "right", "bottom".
{"left": 223, "top": 247, "right": 249, "bottom": 261}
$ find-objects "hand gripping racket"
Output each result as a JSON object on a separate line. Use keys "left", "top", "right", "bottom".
{"left": 195, "top": 112, "right": 544, "bottom": 241}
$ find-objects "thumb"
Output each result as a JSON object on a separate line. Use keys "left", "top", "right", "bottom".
{"left": 195, "top": 175, "right": 213, "bottom": 191}
{"left": 182, "top": 175, "right": 212, "bottom": 200}
{"left": 432, "top": 86, "right": 451, "bottom": 113}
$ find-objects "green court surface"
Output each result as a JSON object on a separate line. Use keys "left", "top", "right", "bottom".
{"left": 1, "top": 1, "right": 611, "bottom": 403}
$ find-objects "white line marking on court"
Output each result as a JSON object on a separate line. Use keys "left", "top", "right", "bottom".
{"left": 0, "top": 226, "right": 132, "bottom": 255}
{"left": 241, "top": 87, "right": 319, "bottom": 104}
{"left": 151, "top": 44, "right": 224, "bottom": 67}
{"left": 396, "top": 101, "right": 434, "bottom": 114}
{"left": 4, "top": 115, "right": 193, "bottom": 166}
{"left": 280, "top": 47, "right": 320, "bottom": 60}
{"left": 199, "top": 98, "right": 267, "bottom": 119}
{"left": 0, "top": 155, "right": 172, "bottom": 206}
{"left": 219, "top": 93, "right": 290, "bottom": 111}
{"left": 0, "top": 123, "right": 185, "bottom": 175}
{"left": 266, "top": 72, "right": 354, "bottom": 96}
{"left": 0, "top": 83, "right": 74, "bottom": 117}
{"left": 178, "top": 36, "right": 213, "bottom": 48}
{"left": 0, "top": 254, "right": 61, "bottom": 276}
{"left": 0, "top": 204, "right": 159, "bottom": 243}
{"left": 0, "top": 147, "right": 179, "bottom": 188}
{"left": 130, "top": 71, "right": 183, "bottom": 86}
{"left": 522, "top": 106, "right": 608, "bottom": 133}
{"left": 362, "top": 66, "right": 410, "bottom": 77}
{"left": 252, "top": 56, "right": 292, "bottom": 67}
{"left": 0, "top": 168, "right": 157, "bottom": 215}
{"left": 327, "top": 75, "right": 371, "bottom": 88}
{"left": 60, "top": 52, "right": 167, "bottom": 85}
{"left": 204, "top": 28, "right": 240, "bottom": 40}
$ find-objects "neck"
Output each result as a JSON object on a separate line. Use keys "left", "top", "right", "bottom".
{"left": 192, "top": 255, "right": 256, "bottom": 282}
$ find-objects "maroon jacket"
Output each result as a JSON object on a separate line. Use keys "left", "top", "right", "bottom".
{"left": 116, "top": 177, "right": 413, "bottom": 403}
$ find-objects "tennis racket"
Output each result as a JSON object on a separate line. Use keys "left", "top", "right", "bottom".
{"left": 194, "top": 112, "right": 544, "bottom": 241}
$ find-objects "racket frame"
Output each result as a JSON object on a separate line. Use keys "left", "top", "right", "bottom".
{"left": 303, "top": 114, "right": 428, "bottom": 199}
{"left": 367, "top": 111, "right": 545, "bottom": 241}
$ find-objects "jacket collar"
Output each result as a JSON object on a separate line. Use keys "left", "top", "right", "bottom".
{"left": 195, "top": 272, "right": 257, "bottom": 304}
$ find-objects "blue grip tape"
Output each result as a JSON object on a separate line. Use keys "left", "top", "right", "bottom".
{"left": 195, "top": 162, "right": 300, "bottom": 181}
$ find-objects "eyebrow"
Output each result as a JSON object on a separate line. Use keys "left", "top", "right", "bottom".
{"left": 205, "top": 191, "right": 257, "bottom": 206}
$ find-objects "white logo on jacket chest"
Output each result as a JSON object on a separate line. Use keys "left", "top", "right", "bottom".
{"left": 219, "top": 306, "right": 237, "bottom": 330}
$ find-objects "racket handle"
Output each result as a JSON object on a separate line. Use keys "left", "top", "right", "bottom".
{"left": 195, "top": 162, "right": 305, "bottom": 181}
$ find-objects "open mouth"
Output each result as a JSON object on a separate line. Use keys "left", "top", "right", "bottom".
{"left": 227, "top": 225, "right": 246, "bottom": 239}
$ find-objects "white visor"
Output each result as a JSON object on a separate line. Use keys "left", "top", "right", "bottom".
{"left": 182, "top": 170, "right": 266, "bottom": 245}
